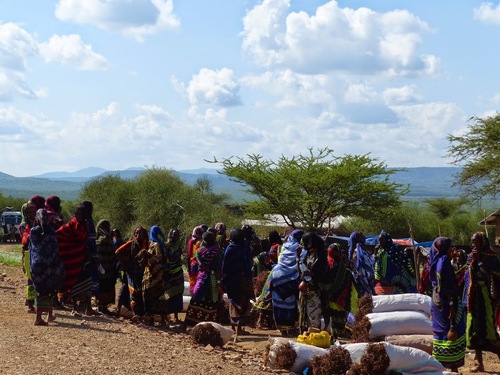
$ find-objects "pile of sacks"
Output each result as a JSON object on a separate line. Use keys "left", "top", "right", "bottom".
{"left": 265, "top": 293, "right": 443, "bottom": 374}
{"left": 266, "top": 338, "right": 454, "bottom": 375}
{"left": 352, "top": 293, "right": 434, "bottom": 354}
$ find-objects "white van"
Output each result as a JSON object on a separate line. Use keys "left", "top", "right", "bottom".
{"left": 0, "top": 210, "right": 22, "bottom": 242}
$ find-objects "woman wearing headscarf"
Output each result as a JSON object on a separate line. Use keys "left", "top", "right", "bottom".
{"left": 268, "top": 230, "right": 283, "bottom": 266}
{"left": 297, "top": 232, "right": 328, "bottom": 333}
{"left": 112, "top": 228, "right": 130, "bottom": 316}
{"left": 186, "top": 225, "right": 203, "bottom": 293}
{"left": 115, "top": 226, "right": 149, "bottom": 321}
{"left": 429, "top": 237, "right": 466, "bottom": 372}
{"left": 215, "top": 222, "right": 229, "bottom": 252}
{"left": 29, "top": 208, "right": 64, "bottom": 325}
{"left": 21, "top": 195, "right": 45, "bottom": 313}
{"left": 463, "top": 231, "right": 500, "bottom": 372}
{"left": 349, "top": 231, "right": 375, "bottom": 296}
{"left": 183, "top": 231, "right": 223, "bottom": 328}
{"left": 252, "top": 230, "right": 283, "bottom": 330}
{"left": 81, "top": 200, "right": 100, "bottom": 299}
{"left": 163, "top": 228, "right": 184, "bottom": 323}
{"left": 326, "top": 242, "right": 359, "bottom": 338}
{"left": 222, "top": 228, "right": 255, "bottom": 335}
{"left": 56, "top": 204, "right": 94, "bottom": 316}
{"left": 374, "top": 230, "right": 416, "bottom": 294}
{"left": 95, "top": 219, "right": 118, "bottom": 315}
{"left": 269, "top": 229, "right": 304, "bottom": 337}
{"left": 142, "top": 225, "right": 169, "bottom": 325}
{"left": 45, "top": 195, "right": 64, "bottom": 230}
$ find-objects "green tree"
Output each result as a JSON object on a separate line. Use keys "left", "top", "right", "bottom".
{"left": 213, "top": 148, "right": 408, "bottom": 231}
{"left": 80, "top": 174, "right": 136, "bottom": 233}
{"left": 447, "top": 114, "right": 500, "bottom": 201}
{"left": 80, "top": 168, "right": 241, "bottom": 240}
{"left": 346, "top": 202, "right": 483, "bottom": 245}
{"left": 424, "top": 198, "right": 466, "bottom": 220}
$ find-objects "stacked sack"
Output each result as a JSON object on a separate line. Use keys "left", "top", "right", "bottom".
{"left": 266, "top": 338, "right": 453, "bottom": 375}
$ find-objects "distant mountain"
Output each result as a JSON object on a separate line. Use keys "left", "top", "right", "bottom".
{"left": 0, "top": 167, "right": 463, "bottom": 202}
{"left": 34, "top": 167, "right": 107, "bottom": 179}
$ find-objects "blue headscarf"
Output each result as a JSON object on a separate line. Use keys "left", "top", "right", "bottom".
{"left": 348, "top": 231, "right": 359, "bottom": 264}
{"left": 149, "top": 225, "right": 166, "bottom": 251}
{"left": 429, "top": 237, "right": 452, "bottom": 284}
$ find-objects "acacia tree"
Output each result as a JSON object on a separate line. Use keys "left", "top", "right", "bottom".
{"left": 447, "top": 114, "right": 500, "bottom": 201}
{"left": 214, "top": 148, "right": 408, "bottom": 231}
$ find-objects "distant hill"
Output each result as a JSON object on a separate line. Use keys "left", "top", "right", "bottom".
{"left": 0, "top": 167, "right": 463, "bottom": 202}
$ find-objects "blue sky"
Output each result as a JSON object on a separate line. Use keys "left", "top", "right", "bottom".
{"left": 1, "top": 0, "right": 500, "bottom": 177}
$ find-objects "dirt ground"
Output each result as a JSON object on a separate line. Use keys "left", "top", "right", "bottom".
{"left": 1, "top": 244, "right": 499, "bottom": 375}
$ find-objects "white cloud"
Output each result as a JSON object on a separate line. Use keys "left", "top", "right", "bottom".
{"left": 0, "top": 22, "right": 39, "bottom": 101}
{"left": 0, "top": 71, "right": 37, "bottom": 101}
{"left": 55, "top": 0, "right": 180, "bottom": 42}
{"left": 382, "top": 85, "right": 422, "bottom": 105}
{"left": 474, "top": 2, "right": 500, "bottom": 24}
{"left": 181, "top": 68, "right": 242, "bottom": 107}
{"left": 242, "top": 70, "right": 334, "bottom": 111}
{"left": 0, "top": 22, "right": 38, "bottom": 71}
{"left": 39, "top": 34, "right": 110, "bottom": 71}
{"left": 242, "top": 0, "right": 437, "bottom": 77}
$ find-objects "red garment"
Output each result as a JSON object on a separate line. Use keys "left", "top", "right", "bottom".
{"left": 56, "top": 217, "right": 89, "bottom": 291}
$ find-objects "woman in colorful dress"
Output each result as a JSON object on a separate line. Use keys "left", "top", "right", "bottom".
{"left": 21, "top": 195, "right": 45, "bottom": 313}
{"left": 115, "top": 226, "right": 149, "bottom": 321}
{"left": 297, "top": 232, "right": 328, "bottom": 333}
{"left": 142, "top": 225, "right": 169, "bottom": 325}
{"left": 463, "top": 231, "right": 500, "bottom": 372}
{"left": 374, "top": 230, "right": 416, "bottom": 294}
{"left": 186, "top": 225, "right": 203, "bottom": 294}
{"left": 95, "top": 219, "right": 118, "bottom": 315}
{"left": 29, "top": 208, "right": 64, "bottom": 325}
{"left": 222, "top": 228, "right": 255, "bottom": 335}
{"left": 163, "top": 228, "right": 184, "bottom": 324}
{"left": 269, "top": 229, "right": 304, "bottom": 337}
{"left": 56, "top": 204, "right": 94, "bottom": 316}
{"left": 184, "top": 231, "right": 223, "bottom": 328}
{"left": 326, "top": 242, "right": 358, "bottom": 338}
{"left": 429, "top": 237, "right": 466, "bottom": 372}
{"left": 349, "top": 231, "right": 375, "bottom": 296}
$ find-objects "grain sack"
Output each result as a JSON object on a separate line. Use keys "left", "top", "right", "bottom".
{"left": 267, "top": 338, "right": 328, "bottom": 374}
{"left": 343, "top": 342, "right": 445, "bottom": 374}
{"left": 367, "top": 310, "right": 432, "bottom": 338}
{"left": 384, "top": 334, "right": 433, "bottom": 355}
{"left": 194, "top": 321, "right": 234, "bottom": 345}
{"left": 372, "top": 293, "right": 431, "bottom": 316}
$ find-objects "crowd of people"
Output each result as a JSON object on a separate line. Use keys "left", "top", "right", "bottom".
{"left": 16, "top": 194, "right": 500, "bottom": 372}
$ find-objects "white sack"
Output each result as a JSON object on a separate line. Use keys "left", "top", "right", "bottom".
{"left": 195, "top": 321, "right": 234, "bottom": 345}
{"left": 267, "top": 338, "right": 328, "bottom": 374}
{"left": 372, "top": 293, "right": 431, "bottom": 316}
{"left": 343, "top": 342, "right": 445, "bottom": 374}
{"left": 367, "top": 310, "right": 432, "bottom": 338}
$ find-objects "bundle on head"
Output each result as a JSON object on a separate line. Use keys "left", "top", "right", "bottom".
{"left": 347, "top": 343, "right": 391, "bottom": 375}
{"left": 310, "top": 346, "right": 353, "bottom": 375}
{"left": 271, "top": 342, "right": 297, "bottom": 370}
{"left": 190, "top": 323, "right": 223, "bottom": 347}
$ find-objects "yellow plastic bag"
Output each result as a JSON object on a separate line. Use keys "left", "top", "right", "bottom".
{"left": 296, "top": 329, "right": 331, "bottom": 348}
